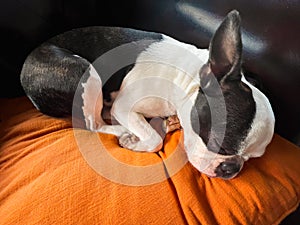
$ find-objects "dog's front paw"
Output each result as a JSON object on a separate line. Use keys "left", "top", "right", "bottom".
{"left": 119, "top": 133, "right": 140, "bottom": 149}
{"left": 163, "top": 115, "right": 181, "bottom": 133}
{"left": 119, "top": 132, "right": 162, "bottom": 152}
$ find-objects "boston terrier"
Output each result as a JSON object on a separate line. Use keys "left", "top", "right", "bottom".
{"left": 20, "top": 10, "right": 275, "bottom": 179}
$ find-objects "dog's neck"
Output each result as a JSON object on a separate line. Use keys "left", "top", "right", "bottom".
{"left": 129, "top": 35, "right": 209, "bottom": 106}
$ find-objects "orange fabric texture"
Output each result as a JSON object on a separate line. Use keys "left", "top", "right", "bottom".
{"left": 0, "top": 97, "right": 300, "bottom": 225}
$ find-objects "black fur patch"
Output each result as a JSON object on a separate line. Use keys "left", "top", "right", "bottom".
{"left": 191, "top": 79, "right": 256, "bottom": 155}
{"left": 20, "top": 44, "right": 90, "bottom": 118}
{"left": 21, "top": 27, "right": 163, "bottom": 118}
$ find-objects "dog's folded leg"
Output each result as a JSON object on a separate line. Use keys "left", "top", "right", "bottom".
{"left": 81, "top": 66, "right": 131, "bottom": 137}
{"left": 81, "top": 66, "right": 107, "bottom": 131}
{"left": 112, "top": 110, "right": 163, "bottom": 152}
{"left": 96, "top": 124, "right": 129, "bottom": 137}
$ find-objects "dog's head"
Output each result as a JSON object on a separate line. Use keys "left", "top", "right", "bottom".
{"left": 187, "top": 10, "right": 275, "bottom": 179}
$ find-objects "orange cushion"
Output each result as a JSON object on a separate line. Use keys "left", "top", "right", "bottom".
{"left": 0, "top": 97, "right": 299, "bottom": 224}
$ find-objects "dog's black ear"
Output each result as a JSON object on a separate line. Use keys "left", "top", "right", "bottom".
{"left": 200, "top": 10, "right": 242, "bottom": 90}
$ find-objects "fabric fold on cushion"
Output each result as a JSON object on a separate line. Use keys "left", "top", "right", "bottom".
{"left": 0, "top": 97, "right": 300, "bottom": 225}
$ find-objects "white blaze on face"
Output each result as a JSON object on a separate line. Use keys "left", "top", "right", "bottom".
{"left": 185, "top": 130, "right": 240, "bottom": 177}
{"left": 177, "top": 91, "right": 233, "bottom": 177}
{"left": 239, "top": 75, "right": 275, "bottom": 160}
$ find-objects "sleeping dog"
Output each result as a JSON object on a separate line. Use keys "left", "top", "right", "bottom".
{"left": 20, "top": 10, "right": 275, "bottom": 179}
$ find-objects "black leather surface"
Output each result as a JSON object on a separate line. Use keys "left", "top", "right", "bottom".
{"left": 1, "top": 0, "right": 299, "bottom": 146}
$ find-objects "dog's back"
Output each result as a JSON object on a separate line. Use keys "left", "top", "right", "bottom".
{"left": 20, "top": 27, "right": 162, "bottom": 118}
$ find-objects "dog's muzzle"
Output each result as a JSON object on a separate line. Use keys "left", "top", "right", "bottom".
{"left": 214, "top": 156, "right": 244, "bottom": 179}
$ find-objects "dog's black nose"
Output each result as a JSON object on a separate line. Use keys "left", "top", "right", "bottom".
{"left": 215, "top": 157, "right": 243, "bottom": 179}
